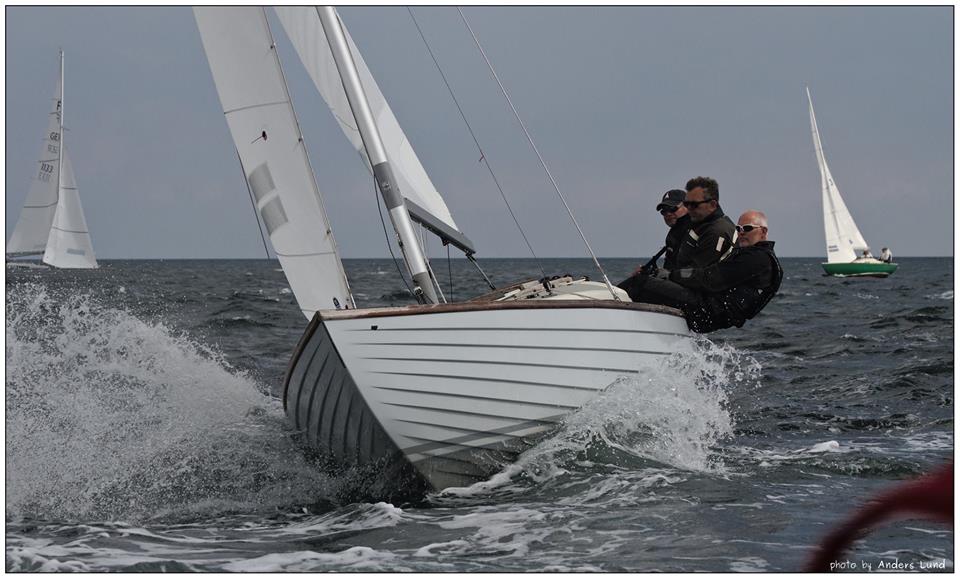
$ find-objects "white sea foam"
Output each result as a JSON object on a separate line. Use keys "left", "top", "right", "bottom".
{"left": 277, "top": 502, "right": 408, "bottom": 535}
{"left": 434, "top": 507, "right": 553, "bottom": 558}
{"left": 806, "top": 440, "right": 841, "bottom": 453}
{"left": 6, "top": 284, "right": 333, "bottom": 522}
{"left": 925, "top": 290, "right": 953, "bottom": 300}
{"left": 903, "top": 431, "right": 954, "bottom": 452}
{"left": 6, "top": 537, "right": 95, "bottom": 572}
{"left": 509, "top": 337, "right": 752, "bottom": 482}
{"left": 730, "top": 556, "right": 770, "bottom": 572}
{"left": 223, "top": 547, "right": 406, "bottom": 572}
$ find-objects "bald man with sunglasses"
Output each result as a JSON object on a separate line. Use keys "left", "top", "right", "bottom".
{"left": 626, "top": 210, "right": 783, "bottom": 333}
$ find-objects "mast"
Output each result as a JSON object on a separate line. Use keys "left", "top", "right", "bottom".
{"left": 806, "top": 87, "right": 842, "bottom": 253}
{"left": 316, "top": 6, "right": 438, "bottom": 305}
{"left": 56, "top": 49, "right": 64, "bottom": 214}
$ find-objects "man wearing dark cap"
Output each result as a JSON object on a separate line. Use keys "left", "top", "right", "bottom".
{"left": 618, "top": 189, "right": 691, "bottom": 298}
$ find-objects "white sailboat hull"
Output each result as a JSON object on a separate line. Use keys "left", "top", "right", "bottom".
{"left": 284, "top": 298, "right": 691, "bottom": 491}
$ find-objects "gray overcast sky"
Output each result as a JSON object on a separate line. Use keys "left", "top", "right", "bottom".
{"left": 5, "top": 5, "right": 953, "bottom": 258}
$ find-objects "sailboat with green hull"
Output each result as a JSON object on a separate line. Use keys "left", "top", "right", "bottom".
{"left": 821, "top": 261, "right": 896, "bottom": 277}
{"left": 806, "top": 87, "right": 896, "bottom": 278}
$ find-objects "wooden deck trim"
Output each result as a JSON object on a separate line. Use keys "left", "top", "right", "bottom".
{"left": 317, "top": 298, "right": 682, "bottom": 322}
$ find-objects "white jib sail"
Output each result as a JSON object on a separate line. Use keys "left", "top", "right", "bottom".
{"left": 7, "top": 81, "right": 63, "bottom": 257}
{"left": 194, "top": 7, "right": 354, "bottom": 319}
{"left": 806, "top": 87, "right": 869, "bottom": 263}
{"left": 42, "top": 148, "right": 98, "bottom": 269}
{"left": 274, "top": 7, "right": 467, "bottom": 246}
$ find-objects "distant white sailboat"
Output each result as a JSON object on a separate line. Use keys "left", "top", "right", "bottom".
{"left": 195, "top": 7, "right": 691, "bottom": 492}
{"left": 806, "top": 87, "right": 895, "bottom": 278}
{"left": 7, "top": 50, "right": 97, "bottom": 269}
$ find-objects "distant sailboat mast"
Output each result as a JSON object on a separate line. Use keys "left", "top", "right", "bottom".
{"left": 56, "top": 49, "right": 64, "bottom": 234}
{"left": 41, "top": 51, "right": 99, "bottom": 269}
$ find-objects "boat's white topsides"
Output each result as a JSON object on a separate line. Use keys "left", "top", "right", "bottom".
{"left": 300, "top": 277, "right": 690, "bottom": 489}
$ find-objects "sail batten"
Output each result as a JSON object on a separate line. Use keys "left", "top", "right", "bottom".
{"left": 273, "top": 6, "right": 474, "bottom": 254}
{"left": 223, "top": 100, "right": 291, "bottom": 116}
{"left": 194, "top": 6, "right": 354, "bottom": 318}
{"left": 806, "top": 88, "right": 869, "bottom": 263}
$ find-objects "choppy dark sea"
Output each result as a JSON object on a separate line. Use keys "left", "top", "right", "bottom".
{"left": 5, "top": 257, "right": 953, "bottom": 572}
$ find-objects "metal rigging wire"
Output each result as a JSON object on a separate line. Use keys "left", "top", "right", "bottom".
{"left": 447, "top": 244, "right": 454, "bottom": 301}
{"left": 456, "top": 7, "right": 621, "bottom": 301}
{"left": 374, "top": 180, "right": 416, "bottom": 301}
{"left": 407, "top": 7, "right": 546, "bottom": 280}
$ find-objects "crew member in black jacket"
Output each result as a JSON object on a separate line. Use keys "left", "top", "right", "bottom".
{"left": 658, "top": 189, "right": 691, "bottom": 272}
{"left": 627, "top": 210, "right": 783, "bottom": 333}
{"left": 618, "top": 189, "right": 690, "bottom": 286}
{"left": 673, "top": 176, "right": 737, "bottom": 269}
{"left": 619, "top": 177, "right": 735, "bottom": 299}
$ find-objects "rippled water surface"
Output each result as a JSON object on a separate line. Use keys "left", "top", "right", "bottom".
{"left": 6, "top": 258, "right": 953, "bottom": 571}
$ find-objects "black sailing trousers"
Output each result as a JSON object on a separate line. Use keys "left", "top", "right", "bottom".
{"left": 616, "top": 273, "right": 704, "bottom": 311}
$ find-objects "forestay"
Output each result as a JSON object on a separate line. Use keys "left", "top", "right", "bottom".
{"left": 43, "top": 149, "right": 98, "bottom": 269}
{"left": 7, "top": 80, "right": 63, "bottom": 258}
{"left": 807, "top": 87, "right": 868, "bottom": 263}
{"left": 274, "top": 7, "right": 474, "bottom": 254}
{"left": 194, "top": 7, "right": 354, "bottom": 318}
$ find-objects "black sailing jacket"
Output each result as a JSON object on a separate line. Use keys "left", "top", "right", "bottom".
{"left": 662, "top": 215, "right": 692, "bottom": 272}
{"left": 673, "top": 207, "right": 737, "bottom": 270}
{"left": 670, "top": 240, "right": 783, "bottom": 332}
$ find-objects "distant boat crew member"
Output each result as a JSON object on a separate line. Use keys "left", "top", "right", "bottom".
{"left": 880, "top": 247, "right": 893, "bottom": 263}
{"left": 622, "top": 210, "right": 783, "bottom": 333}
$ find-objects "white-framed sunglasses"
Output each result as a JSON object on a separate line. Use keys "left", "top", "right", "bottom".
{"left": 736, "top": 224, "right": 766, "bottom": 233}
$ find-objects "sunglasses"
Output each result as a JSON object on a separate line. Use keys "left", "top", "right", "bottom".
{"left": 659, "top": 206, "right": 679, "bottom": 215}
{"left": 736, "top": 224, "right": 766, "bottom": 233}
{"left": 682, "top": 199, "right": 712, "bottom": 208}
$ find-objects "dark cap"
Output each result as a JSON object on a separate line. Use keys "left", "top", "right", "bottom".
{"left": 656, "top": 189, "right": 686, "bottom": 211}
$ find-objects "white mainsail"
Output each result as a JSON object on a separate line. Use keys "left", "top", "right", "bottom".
{"left": 274, "top": 7, "right": 473, "bottom": 253}
{"left": 194, "top": 7, "right": 354, "bottom": 318}
{"left": 42, "top": 148, "right": 98, "bottom": 269}
{"left": 806, "top": 87, "right": 869, "bottom": 263}
{"left": 7, "top": 80, "right": 63, "bottom": 258}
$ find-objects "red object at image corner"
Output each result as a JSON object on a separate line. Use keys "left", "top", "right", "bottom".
{"left": 805, "top": 462, "right": 953, "bottom": 572}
